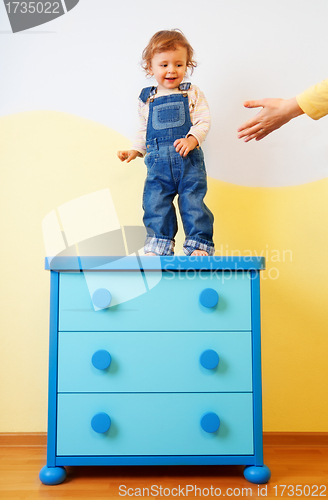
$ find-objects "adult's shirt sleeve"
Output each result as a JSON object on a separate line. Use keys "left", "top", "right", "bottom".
{"left": 296, "top": 79, "right": 328, "bottom": 120}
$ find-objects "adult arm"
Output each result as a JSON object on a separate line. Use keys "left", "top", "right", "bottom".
{"left": 237, "top": 79, "right": 328, "bottom": 142}
{"left": 296, "top": 79, "right": 328, "bottom": 120}
{"left": 237, "top": 98, "right": 304, "bottom": 142}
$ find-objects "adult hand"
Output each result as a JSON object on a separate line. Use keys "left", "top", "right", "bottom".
{"left": 117, "top": 150, "right": 141, "bottom": 163}
{"left": 237, "top": 97, "right": 304, "bottom": 142}
{"left": 174, "top": 135, "right": 198, "bottom": 156}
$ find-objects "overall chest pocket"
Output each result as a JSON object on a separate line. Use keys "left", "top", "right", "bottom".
{"left": 152, "top": 101, "right": 186, "bottom": 130}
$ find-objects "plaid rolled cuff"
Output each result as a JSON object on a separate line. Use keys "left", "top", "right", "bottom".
{"left": 144, "top": 236, "right": 175, "bottom": 256}
{"left": 183, "top": 238, "right": 215, "bottom": 256}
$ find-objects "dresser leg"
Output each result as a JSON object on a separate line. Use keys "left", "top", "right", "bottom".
{"left": 39, "top": 465, "right": 67, "bottom": 485}
{"left": 243, "top": 465, "right": 271, "bottom": 484}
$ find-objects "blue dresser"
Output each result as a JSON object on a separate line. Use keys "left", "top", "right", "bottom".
{"left": 39, "top": 256, "right": 271, "bottom": 485}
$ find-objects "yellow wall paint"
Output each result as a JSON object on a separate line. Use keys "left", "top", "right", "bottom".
{"left": 206, "top": 178, "right": 328, "bottom": 431}
{"left": 1, "top": 111, "right": 327, "bottom": 432}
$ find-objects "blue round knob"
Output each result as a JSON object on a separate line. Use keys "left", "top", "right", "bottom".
{"left": 92, "top": 350, "right": 111, "bottom": 370}
{"left": 92, "top": 288, "right": 112, "bottom": 309}
{"left": 200, "top": 349, "right": 219, "bottom": 370}
{"left": 199, "top": 288, "right": 219, "bottom": 308}
{"left": 200, "top": 412, "right": 220, "bottom": 433}
{"left": 91, "top": 412, "right": 111, "bottom": 433}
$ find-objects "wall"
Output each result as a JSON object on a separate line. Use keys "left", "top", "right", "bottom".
{"left": 0, "top": 0, "right": 327, "bottom": 432}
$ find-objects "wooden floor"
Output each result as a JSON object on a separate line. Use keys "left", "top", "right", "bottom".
{"left": 1, "top": 444, "right": 327, "bottom": 499}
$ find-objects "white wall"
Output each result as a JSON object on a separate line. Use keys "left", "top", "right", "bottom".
{"left": 1, "top": 0, "right": 327, "bottom": 187}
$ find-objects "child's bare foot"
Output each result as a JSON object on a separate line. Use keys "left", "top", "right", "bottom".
{"left": 191, "top": 250, "right": 208, "bottom": 256}
{"left": 145, "top": 252, "right": 157, "bottom": 256}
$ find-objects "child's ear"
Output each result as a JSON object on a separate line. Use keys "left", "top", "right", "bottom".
{"left": 148, "top": 66, "right": 154, "bottom": 76}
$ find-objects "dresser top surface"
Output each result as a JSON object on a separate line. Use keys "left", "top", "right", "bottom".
{"left": 45, "top": 256, "right": 265, "bottom": 272}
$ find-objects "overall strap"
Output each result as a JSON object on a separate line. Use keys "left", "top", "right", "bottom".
{"left": 139, "top": 86, "right": 157, "bottom": 103}
{"left": 139, "top": 83, "right": 191, "bottom": 103}
{"left": 179, "top": 82, "right": 191, "bottom": 91}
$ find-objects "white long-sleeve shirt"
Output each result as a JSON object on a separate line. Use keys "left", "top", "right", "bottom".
{"left": 131, "top": 84, "right": 211, "bottom": 156}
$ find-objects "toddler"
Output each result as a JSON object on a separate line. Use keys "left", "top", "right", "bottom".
{"left": 118, "top": 29, "right": 214, "bottom": 256}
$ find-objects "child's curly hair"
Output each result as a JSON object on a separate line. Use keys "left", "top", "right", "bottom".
{"left": 142, "top": 29, "right": 197, "bottom": 75}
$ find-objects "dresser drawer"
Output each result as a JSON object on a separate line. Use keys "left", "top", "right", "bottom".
{"left": 57, "top": 393, "right": 254, "bottom": 456}
{"left": 59, "top": 271, "right": 251, "bottom": 331}
{"left": 58, "top": 331, "right": 252, "bottom": 393}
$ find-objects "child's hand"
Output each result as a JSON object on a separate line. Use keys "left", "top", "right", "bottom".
{"left": 117, "top": 150, "right": 141, "bottom": 163}
{"left": 174, "top": 136, "right": 198, "bottom": 157}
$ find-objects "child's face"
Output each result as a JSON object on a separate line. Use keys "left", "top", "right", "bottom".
{"left": 148, "top": 45, "right": 188, "bottom": 91}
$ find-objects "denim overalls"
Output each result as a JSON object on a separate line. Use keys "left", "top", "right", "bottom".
{"left": 140, "top": 84, "right": 214, "bottom": 256}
